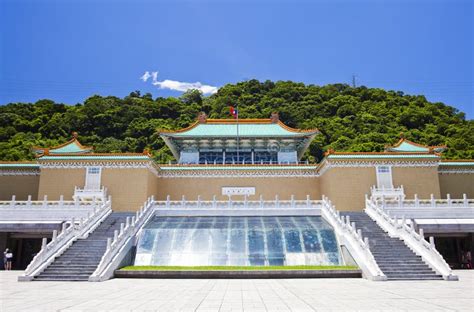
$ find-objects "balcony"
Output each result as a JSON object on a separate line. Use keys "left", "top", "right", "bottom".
{"left": 73, "top": 186, "right": 108, "bottom": 202}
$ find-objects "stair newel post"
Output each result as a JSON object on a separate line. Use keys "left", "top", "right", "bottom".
{"left": 106, "top": 238, "right": 112, "bottom": 251}
{"left": 62, "top": 222, "right": 67, "bottom": 234}
{"left": 41, "top": 237, "right": 47, "bottom": 250}
{"left": 70, "top": 217, "right": 75, "bottom": 231}
{"left": 351, "top": 222, "right": 356, "bottom": 232}
{"left": 306, "top": 195, "right": 310, "bottom": 208}
{"left": 131, "top": 216, "right": 136, "bottom": 227}
{"left": 59, "top": 195, "right": 64, "bottom": 208}
{"left": 345, "top": 215, "right": 351, "bottom": 226}
{"left": 114, "top": 230, "right": 118, "bottom": 243}
{"left": 429, "top": 236, "right": 436, "bottom": 249}
{"left": 120, "top": 223, "right": 125, "bottom": 236}
{"left": 463, "top": 193, "right": 468, "bottom": 207}
{"left": 74, "top": 196, "right": 79, "bottom": 209}
{"left": 419, "top": 228, "right": 424, "bottom": 239}
{"left": 126, "top": 217, "right": 130, "bottom": 229}
{"left": 52, "top": 230, "right": 57, "bottom": 241}
{"left": 401, "top": 215, "right": 406, "bottom": 228}
{"left": 357, "top": 229, "right": 362, "bottom": 239}
{"left": 259, "top": 195, "right": 263, "bottom": 208}
{"left": 135, "top": 210, "right": 139, "bottom": 221}
{"left": 340, "top": 216, "right": 345, "bottom": 226}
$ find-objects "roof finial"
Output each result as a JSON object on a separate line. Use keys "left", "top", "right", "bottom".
{"left": 270, "top": 112, "right": 279, "bottom": 123}
{"left": 72, "top": 131, "right": 79, "bottom": 139}
{"left": 197, "top": 112, "right": 207, "bottom": 124}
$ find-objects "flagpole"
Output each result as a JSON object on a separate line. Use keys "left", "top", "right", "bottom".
{"left": 236, "top": 104, "right": 240, "bottom": 164}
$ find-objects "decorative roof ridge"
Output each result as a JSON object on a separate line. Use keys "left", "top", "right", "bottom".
{"left": 157, "top": 163, "right": 317, "bottom": 168}
{"left": 159, "top": 118, "right": 319, "bottom": 135}
{"left": 38, "top": 151, "right": 151, "bottom": 158}
{"left": 276, "top": 120, "right": 319, "bottom": 134}
{"left": 33, "top": 133, "right": 94, "bottom": 157}
{"left": 440, "top": 159, "right": 474, "bottom": 163}
{"left": 325, "top": 150, "right": 442, "bottom": 156}
{"left": 385, "top": 138, "right": 446, "bottom": 152}
{"left": 0, "top": 161, "right": 39, "bottom": 164}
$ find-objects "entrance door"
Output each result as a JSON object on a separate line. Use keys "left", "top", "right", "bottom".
{"left": 376, "top": 166, "right": 393, "bottom": 188}
{"left": 85, "top": 167, "right": 101, "bottom": 190}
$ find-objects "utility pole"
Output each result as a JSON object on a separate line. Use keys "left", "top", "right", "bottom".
{"left": 352, "top": 74, "right": 357, "bottom": 88}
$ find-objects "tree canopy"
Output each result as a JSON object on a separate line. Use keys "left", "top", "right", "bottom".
{"left": 1, "top": 81, "right": 473, "bottom": 162}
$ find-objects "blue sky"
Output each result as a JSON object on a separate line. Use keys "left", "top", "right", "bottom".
{"left": 1, "top": 0, "right": 473, "bottom": 118}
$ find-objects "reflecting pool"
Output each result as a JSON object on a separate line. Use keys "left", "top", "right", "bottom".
{"left": 134, "top": 216, "right": 342, "bottom": 266}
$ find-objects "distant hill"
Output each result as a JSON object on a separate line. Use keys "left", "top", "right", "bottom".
{"left": 1, "top": 80, "right": 473, "bottom": 162}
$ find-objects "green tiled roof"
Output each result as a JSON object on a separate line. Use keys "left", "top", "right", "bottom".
{"left": 163, "top": 124, "right": 317, "bottom": 137}
{"left": 49, "top": 141, "right": 90, "bottom": 154}
{"left": 440, "top": 161, "right": 474, "bottom": 166}
{"left": 0, "top": 163, "right": 39, "bottom": 168}
{"left": 159, "top": 165, "right": 318, "bottom": 171}
{"left": 327, "top": 154, "right": 439, "bottom": 159}
{"left": 389, "top": 141, "right": 429, "bottom": 152}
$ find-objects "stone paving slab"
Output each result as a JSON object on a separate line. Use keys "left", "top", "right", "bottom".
{"left": 0, "top": 270, "right": 473, "bottom": 311}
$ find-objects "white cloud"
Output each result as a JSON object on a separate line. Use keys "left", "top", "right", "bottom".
{"left": 141, "top": 71, "right": 218, "bottom": 95}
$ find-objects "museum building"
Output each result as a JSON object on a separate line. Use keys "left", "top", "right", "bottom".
{"left": 0, "top": 112, "right": 473, "bottom": 281}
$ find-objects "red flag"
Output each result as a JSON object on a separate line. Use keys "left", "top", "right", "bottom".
{"left": 229, "top": 106, "right": 238, "bottom": 119}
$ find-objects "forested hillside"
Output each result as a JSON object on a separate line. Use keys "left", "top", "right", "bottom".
{"left": 1, "top": 80, "right": 473, "bottom": 162}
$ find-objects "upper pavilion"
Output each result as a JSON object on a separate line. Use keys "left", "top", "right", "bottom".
{"left": 159, "top": 112, "right": 320, "bottom": 165}
{"left": 33, "top": 132, "right": 93, "bottom": 156}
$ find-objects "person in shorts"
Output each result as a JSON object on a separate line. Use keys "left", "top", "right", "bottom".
{"left": 4, "top": 248, "right": 13, "bottom": 270}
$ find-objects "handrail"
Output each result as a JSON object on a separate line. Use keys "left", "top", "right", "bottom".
{"left": 365, "top": 195, "right": 458, "bottom": 280}
{"left": 320, "top": 196, "right": 386, "bottom": 281}
{"left": 19, "top": 197, "right": 112, "bottom": 281}
{"left": 0, "top": 195, "right": 102, "bottom": 209}
{"left": 89, "top": 196, "right": 155, "bottom": 281}
{"left": 155, "top": 195, "right": 322, "bottom": 210}
{"left": 376, "top": 193, "right": 474, "bottom": 209}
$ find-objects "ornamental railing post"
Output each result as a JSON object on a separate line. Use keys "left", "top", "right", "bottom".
{"left": 260, "top": 195, "right": 263, "bottom": 208}
{"left": 41, "top": 238, "right": 47, "bottom": 250}
{"left": 429, "top": 236, "right": 435, "bottom": 248}
{"left": 419, "top": 228, "right": 424, "bottom": 239}
{"left": 10, "top": 195, "right": 16, "bottom": 208}
{"left": 166, "top": 195, "right": 170, "bottom": 208}
{"left": 275, "top": 195, "right": 279, "bottom": 208}
{"left": 52, "top": 230, "right": 57, "bottom": 241}
{"left": 430, "top": 194, "right": 435, "bottom": 207}
{"left": 244, "top": 195, "right": 248, "bottom": 208}
{"left": 463, "top": 193, "right": 468, "bottom": 207}
{"left": 27, "top": 195, "right": 32, "bottom": 207}
{"left": 228, "top": 197, "right": 232, "bottom": 209}
{"left": 42, "top": 195, "right": 48, "bottom": 209}
{"left": 197, "top": 195, "right": 201, "bottom": 208}
{"left": 414, "top": 194, "right": 419, "bottom": 208}
{"left": 181, "top": 195, "right": 186, "bottom": 208}
{"left": 306, "top": 195, "right": 310, "bottom": 208}
{"left": 74, "top": 196, "right": 79, "bottom": 209}
{"left": 290, "top": 195, "right": 295, "bottom": 208}
{"left": 447, "top": 193, "right": 452, "bottom": 206}
{"left": 212, "top": 195, "right": 216, "bottom": 209}
{"left": 59, "top": 195, "right": 64, "bottom": 208}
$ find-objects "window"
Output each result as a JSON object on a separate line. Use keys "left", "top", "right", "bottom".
{"left": 376, "top": 166, "right": 393, "bottom": 188}
{"left": 85, "top": 167, "right": 101, "bottom": 190}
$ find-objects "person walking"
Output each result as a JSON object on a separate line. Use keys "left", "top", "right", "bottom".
{"left": 4, "top": 248, "right": 13, "bottom": 270}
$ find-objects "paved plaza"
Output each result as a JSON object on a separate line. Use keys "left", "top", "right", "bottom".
{"left": 1, "top": 270, "right": 473, "bottom": 312}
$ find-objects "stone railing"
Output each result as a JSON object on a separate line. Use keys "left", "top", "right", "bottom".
{"left": 73, "top": 186, "right": 108, "bottom": 202}
{"left": 370, "top": 185, "right": 405, "bottom": 200}
{"left": 153, "top": 195, "right": 322, "bottom": 216}
{"left": 320, "top": 196, "right": 386, "bottom": 281}
{"left": 0, "top": 195, "right": 100, "bottom": 222}
{"left": 376, "top": 194, "right": 474, "bottom": 219}
{"left": 19, "top": 197, "right": 112, "bottom": 281}
{"left": 365, "top": 195, "right": 458, "bottom": 280}
{"left": 89, "top": 196, "right": 155, "bottom": 282}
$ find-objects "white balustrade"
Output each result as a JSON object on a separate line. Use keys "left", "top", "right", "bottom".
{"left": 73, "top": 186, "right": 108, "bottom": 202}
{"left": 89, "top": 196, "right": 156, "bottom": 282}
{"left": 365, "top": 195, "right": 458, "bottom": 280}
{"left": 19, "top": 197, "right": 112, "bottom": 281}
{"left": 370, "top": 185, "right": 405, "bottom": 200}
{"left": 320, "top": 195, "right": 385, "bottom": 281}
{"left": 0, "top": 196, "right": 100, "bottom": 221}
{"left": 373, "top": 193, "right": 474, "bottom": 219}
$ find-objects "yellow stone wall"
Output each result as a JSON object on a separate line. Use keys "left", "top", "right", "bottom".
{"left": 38, "top": 168, "right": 85, "bottom": 200}
{"left": 319, "top": 167, "right": 376, "bottom": 211}
{"left": 392, "top": 166, "right": 441, "bottom": 199}
{"left": 0, "top": 175, "right": 40, "bottom": 200}
{"left": 439, "top": 173, "right": 474, "bottom": 198}
{"left": 153, "top": 176, "right": 320, "bottom": 201}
